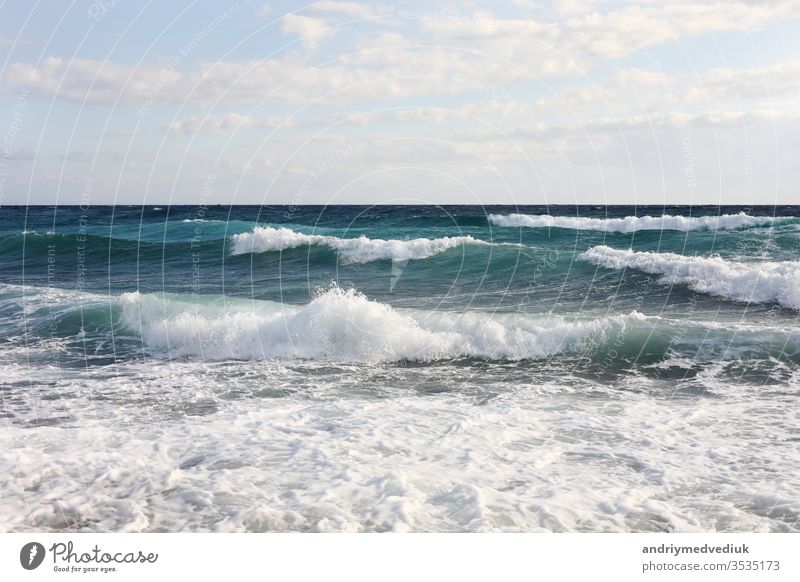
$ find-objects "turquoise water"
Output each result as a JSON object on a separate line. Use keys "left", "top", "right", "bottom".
{"left": 1, "top": 205, "right": 799, "bottom": 532}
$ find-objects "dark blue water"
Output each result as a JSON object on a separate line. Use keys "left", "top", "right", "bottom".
{"left": 3, "top": 205, "right": 798, "bottom": 307}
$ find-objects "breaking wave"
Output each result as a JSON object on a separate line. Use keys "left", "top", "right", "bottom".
{"left": 488, "top": 212, "right": 788, "bottom": 233}
{"left": 230, "top": 226, "right": 499, "bottom": 263}
{"left": 118, "top": 286, "right": 641, "bottom": 362}
{"left": 580, "top": 245, "right": 800, "bottom": 309}
{"left": 5, "top": 283, "right": 799, "bottom": 366}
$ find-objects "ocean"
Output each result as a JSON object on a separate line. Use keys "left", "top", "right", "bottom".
{"left": 1, "top": 205, "right": 799, "bottom": 532}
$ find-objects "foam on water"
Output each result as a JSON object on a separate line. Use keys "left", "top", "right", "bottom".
{"left": 230, "top": 226, "right": 494, "bottom": 263}
{"left": 2, "top": 358, "right": 798, "bottom": 533}
{"left": 488, "top": 212, "right": 786, "bottom": 232}
{"left": 119, "top": 286, "right": 641, "bottom": 362}
{"left": 580, "top": 245, "right": 800, "bottom": 309}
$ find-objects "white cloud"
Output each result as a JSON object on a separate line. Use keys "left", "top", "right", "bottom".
{"left": 10, "top": 2, "right": 794, "bottom": 110}
{"left": 307, "top": 1, "right": 391, "bottom": 19}
{"left": 532, "top": 68, "right": 680, "bottom": 121}
{"left": 168, "top": 112, "right": 297, "bottom": 134}
{"left": 281, "top": 14, "right": 337, "bottom": 50}
{"left": 419, "top": 2, "right": 800, "bottom": 65}
{"left": 0, "top": 51, "right": 539, "bottom": 107}
{"left": 511, "top": 0, "right": 545, "bottom": 10}
{"left": 689, "top": 58, "right": 800, "bottom": 106}
{"left": 551, "top": 0, "right": 594, "bottom": 15}
{"left": 530, "top": 59, "right": 800, "bottom": 124}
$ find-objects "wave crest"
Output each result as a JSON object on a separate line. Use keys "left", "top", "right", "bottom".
{"left": 580, "top": 245, "right": 800, "bottom": 309}
{"left": 118, "top": 286, "right": 640, "bottom": 362}
{"left": 488, "top": 212, "right": 786, "bottom": 232}
{"left": 230, "top": 226, "right": 494, "bottom": 263}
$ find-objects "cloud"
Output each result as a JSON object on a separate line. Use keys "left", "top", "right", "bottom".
{"left": 0, "top": 51, "right": 539, "bottom": 107}
{"left": 10, "top": 2, "right": 793, "bottom": 110}
{"left": 689, "top": 58, "right": 800, "bottom": 106}
{"left": 12, "top": 107, "right": 800, "bottom": 205}
{"left": 58, "top": 150, "right": 92, "bottom": 162}
{"left": 551, "top": 0, "right": 594, "bottom": 15}
{"left": 419, "top": 2, "right": 800, "bottom": 64}
{"left": 532, "top": 67, "right": 680, "bottom": 121}
{"left": 530, "top": 59, "right": 800, "bottom": 124}
{"left": 307, "top": 1, "right": 391, "bottom": 19}
{"left": 281, "top": 14, "right": 337, "bottom": 50}
{"left": 511, "top": 0, "right": 545, "bottom": 10}
{"left": 168, "top": 112, "right": 296, "bottom": 134}
{"left": 1, "top": 148, "right": 36, "bottom": 162}
{"left": 2, "top": 57, "right": 181, "bottom": 105}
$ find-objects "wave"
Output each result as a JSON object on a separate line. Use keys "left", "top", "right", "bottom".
{"left": 181, "top": 219, "right": 230, "bottom": 224}
{"left": 580, "top": 245, "right": 800, "bottom": 309}
{"left": 488, "top": 212, "right": 788, "bottom": 233}
{"left": 4, "top": 283, "right": 800, "bottom": 365}
{"left": 230, "top": 226, "right": 501, "bottom": 263}
{"left": 20, "top": 229, "right": 55, "bottom": 236}
{"left": 118, "top": 286, "right": 640, "bottom": 362}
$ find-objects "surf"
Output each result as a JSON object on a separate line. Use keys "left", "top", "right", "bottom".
{"left": 117, "top": 285, "right": 642, "bottom": 362}
{"left": 488, "top": 212, "right": 788, "bottom": 232}
{"left": 229, "top": 226, "right": 509, "bottom": 263}
{"left": 580, "top": 245, "right": 800, "bottom": 309}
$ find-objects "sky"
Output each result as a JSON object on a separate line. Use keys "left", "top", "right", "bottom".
{"left": 1, "top": 0, "right": 799, "bottom": 206}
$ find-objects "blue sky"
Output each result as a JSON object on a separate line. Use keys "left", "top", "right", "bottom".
{"left": 1, "top": 0, "right": 799, "bottom": 205}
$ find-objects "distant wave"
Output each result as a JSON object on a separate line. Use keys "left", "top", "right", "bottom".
{"left": 230, "top": 226, "right": 501, "bottom": 263}
{"left": 118, "top": 286, "right": 640, "bottom": 362}
{"left": 181, "top": 219, "right": 231, "bottom": 223}
{"left": 488, "top": 212, "right": 788, "bottom": 232}
{"left": 581, "top": 245, "right": 800, "bottom": 309}
{"left": 20, "top": 229, "right": 54, "bottom": 236}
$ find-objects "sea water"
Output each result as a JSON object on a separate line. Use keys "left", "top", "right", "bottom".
{"left": 1, "top": 205, "right": 798, "bottom": 532}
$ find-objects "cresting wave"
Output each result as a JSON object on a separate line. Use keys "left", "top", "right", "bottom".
{"left": 581, "top": 245, "right": 800, "bottom": 309}
{"left": 488, "top": 212, "right": 787, "bottom": 232}
{"left": 4, "top": 283, "right": 800, "bottom": 366}
{"left": 119, "top": 286, "right": 639, "bottom": 362}
{"left": 229, "top": 226, "right": 498, "bottom": 263}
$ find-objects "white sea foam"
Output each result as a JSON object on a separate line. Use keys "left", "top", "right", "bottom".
{"left": 581, "top": 245, "right": 800, "bottom": 309}
{"left": 488, "top": 212, "right": 786, "bottom": 232}
{"left": 230, "top": 226, "right": 491, "bottom": 263}
{"left": 118, "top": 286, "right": 641, "bottom": 362}
{"left": 181, "top": 218, "right": 231, "bottom": 223}
{"left": 3, "top": 357, "right": 797, "bottom": 533}
{"left": 20, "top": 229, "right": 54, "bottom": 235}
